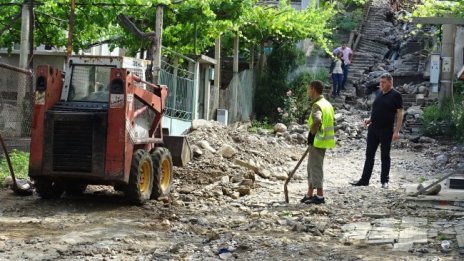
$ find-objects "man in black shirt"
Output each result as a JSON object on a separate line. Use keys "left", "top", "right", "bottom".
{"left": 351, "top": 73, "right": 404, "bottom": 189}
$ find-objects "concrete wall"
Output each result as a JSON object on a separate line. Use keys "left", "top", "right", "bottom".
{"left": 0, "top": 52, "right": 66, "bottom": 92}
{"left": 455, "top": 26, "right": 464, "bottom": 76}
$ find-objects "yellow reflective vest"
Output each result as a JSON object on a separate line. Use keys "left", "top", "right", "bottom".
{"left": 308, "top": 98, "right": 336, "bottom": 149}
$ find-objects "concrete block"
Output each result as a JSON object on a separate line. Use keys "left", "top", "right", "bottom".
{"left": 393, "top": 242, "right": 413, "bottom": 252}
{"left": 457, "top": 234, "right": 464, "bottom": 248}
{"left": 399, "top": 228, "right": 428, "bottom": 244}
{"left": 402, "top": 217, "right": 428, "bottom": 228}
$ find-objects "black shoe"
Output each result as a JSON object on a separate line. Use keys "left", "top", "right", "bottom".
{"left": 305, "top": 196, "right": 325, "bottom": 204}
{"left": 300, "top": 194, "right": 312, "bottom": 203}
{"left": 350, "top": 180, "right": 369, "bottom": 186}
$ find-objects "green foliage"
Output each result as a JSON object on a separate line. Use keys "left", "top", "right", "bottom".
{"left": 254, "top": 43, "right": 305, "bottom": 122}
{"left": 413, "top": 0, "right": 464, "bottom": 18}
{"left": 454, "top": 80, "right": 464, "bottom": 95}
{"left": 277, "top": 90, "right": 297, "bottom": 126}
{"left": 332, "top": 9, "right": 363, "bottom": 33}
{"left": 241, "top": 1, "right": 335, "bottom": 54}
{"left": 421, "top": 94, "right": 464, "bottom": 142}
{"left": 436, "top": 232, "right": 448, "bottom": 241}
{"left": 0, "top": 0, "right": 256, "bottom": 55}
{"left": 421, "top": 103, "right": 452, "bottom": 136}
{"left": 248, "top": 118, "right": 273, "bottom": 133}
{"left": 288, "top": 68, "right": 329, "bottom": 123}
{"left": 0, "top": 149, "right": 29, "bottom": 187}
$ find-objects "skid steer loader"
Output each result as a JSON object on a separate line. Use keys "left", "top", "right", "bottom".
{"left": 29, "top": 56, "right": 191, "bottom": 205}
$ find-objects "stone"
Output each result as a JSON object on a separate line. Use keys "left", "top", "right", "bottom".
{"left": 234, "top": 159, "right": 259, "bottom": 173}
{"left": 191, "top": 145, "right": 203, "bottom": 156}
{"left": 393, "top": 242, "right": 413, "bottom": 252}
{"left": 197, "top": 140, "right": 216, "bottom": 153}
{"left": 457, "top": 234, "right": 464, "bottom": 248}
{"left": 192, "top": 119, "right": 213, "bottom": 129}
{"left": 218, "top": 144, "right": 236, "bottom": 158}
{"left": 416, "top": 94, "right": 425, "bottom": 106}
{"left": 274, "top": 123, "right": 287, "bottom": 133}
{"left": 273, "top": 172, "right": 288, "bottom": 181}
{"left": 418, "top": 136, "right": 435, "bottom": 143}
{"left": 221, "top": 176, "right": 229, "bottom": 184}
{"left": 406, "top": 106, "right": 423, "bottom": 117}
{"left": 239, "top": 179, "right": 254, "bottom": 187}
{"left": 436, "top": 154, "right": 448, "bottom": 164}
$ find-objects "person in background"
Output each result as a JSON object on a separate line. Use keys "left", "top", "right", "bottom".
{"left": 301, "top": 80, "right": 336, "bottom": 205}
{"left": 350, "top": 73, "right": 403, "bottom": 189}
{"left": 333, "top": 43, "right": 353, "bottom": 90}
{"left": 329, "top": 51, "right": 344, "bottom": 98}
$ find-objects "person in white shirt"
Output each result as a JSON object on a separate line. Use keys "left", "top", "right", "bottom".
{"left": 333, "top": 43, "right": 353, "bottom": 90}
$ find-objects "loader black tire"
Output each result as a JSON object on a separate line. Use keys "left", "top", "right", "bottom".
{"left": 34, "top": 178, "right": 64, "bottom": 199}
{"left": 150, "top": 147, "right": 173, "bottom": 199}
{"left": 64, "top": 183, "right": 88, "bottom": 196}
{"left": 125, "top": 149, "right": 154, "bottom": 205}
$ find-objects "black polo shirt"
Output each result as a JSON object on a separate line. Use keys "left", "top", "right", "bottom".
{"left": 370, "top": 88, "right": 403, "bottom": 129}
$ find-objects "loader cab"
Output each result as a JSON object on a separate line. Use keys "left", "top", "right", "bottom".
{"left": 67, "top": 64, "right": 113, "bottom": 103}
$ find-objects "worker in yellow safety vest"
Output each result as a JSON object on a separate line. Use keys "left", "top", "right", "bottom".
{"left": 300, "top": 80, "right": 336, "bottom": 205}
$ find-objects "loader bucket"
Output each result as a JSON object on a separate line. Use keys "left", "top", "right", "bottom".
{"left": 163, "top": 135, "right": 191, "bottom": 167}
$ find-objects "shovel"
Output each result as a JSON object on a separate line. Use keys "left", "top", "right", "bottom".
{"left": 284, "top": 146, "right": 310, "bottom": 203}
{"left": 0, "top": 133, "right": 33, "bottom": 196}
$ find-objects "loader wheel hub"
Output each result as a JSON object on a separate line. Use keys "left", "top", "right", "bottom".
{"left": 139, "top": 161, "right": 151, "bottom": 192}
{"left": 160, "top": 159, "right": 171, "bottom": 190}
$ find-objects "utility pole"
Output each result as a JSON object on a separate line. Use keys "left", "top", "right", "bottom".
{"left": 17, "top": 3, "right": 30, "bottom": 135}
{"left": 66, "top": 0, "right": 75, "bottom": 64}
{"left": 28, "top": 0, "right": 34, "bottom": 69}
{"left": 211, "top": 36, "right": 221, "bottom": 120}
{"left": 440, "top": 21, "right": 456, "bottom": 105}
{"left": 153, "top": 5, "right": 164, "bottom": 85}
{"left": 412, "top": 16, "right": 464, "bottom": 106}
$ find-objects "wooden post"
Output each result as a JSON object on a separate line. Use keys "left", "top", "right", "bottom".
{"left": 28, "top": 0, "right": 34, "bottom": 69}
{"left": 66, "top": 0, "right": 75, "bottom": 63}
{"left": 153, "top": 5, "right": 164, "bottom": 84}
{"left": 212, "top": 37, "right": 221, "bottom": 120}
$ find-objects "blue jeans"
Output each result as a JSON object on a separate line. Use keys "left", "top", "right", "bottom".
{"left": 332, "top": 73, "right": 343, "bottom": 96}
{"left": 342, "top": 64, "right": 349, "bottom": 89}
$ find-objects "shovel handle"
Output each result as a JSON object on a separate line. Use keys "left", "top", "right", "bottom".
{"left": 0, "top": 133, "right": 18, "bottom": 190}
{"left": 284, "top": 146, "right": 311, "bottom": 203}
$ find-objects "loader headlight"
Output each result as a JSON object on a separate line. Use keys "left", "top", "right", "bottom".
{"left": 110, "top": 79, "right": 124, "bottom": 94}
{"left": 36, "top": 76, "right": 46, "bottom": 91}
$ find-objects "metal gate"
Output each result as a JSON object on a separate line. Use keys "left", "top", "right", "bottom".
{"left": 0, "top": 63, "right": 34, "bottom": 150}
{"left": 160, "top": 47, "right": 196, "bottom": 135}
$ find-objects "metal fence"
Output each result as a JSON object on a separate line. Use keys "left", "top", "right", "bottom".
{"left": 160, "top": 47, "right": 196, "bottom": 135}
{"left": 222, "top": 69, "right": 256, "bottom": 123}
{"left": 0, "top": 63, "right": 34, "bottom": 140}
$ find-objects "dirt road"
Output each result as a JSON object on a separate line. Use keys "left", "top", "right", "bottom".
{"left": 0, "top": 132, "right": 462, "bottom": 260}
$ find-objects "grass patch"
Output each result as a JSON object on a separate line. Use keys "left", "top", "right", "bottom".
{"left": 0, "top": 149, "right": 29, "bottom": 187}
{"left": 248, "top": 119, "right": 274, "bottom": 133}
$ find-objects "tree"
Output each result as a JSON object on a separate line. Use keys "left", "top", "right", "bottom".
{"left": 413, "top": 0, "right": 464, "bottom": 17}
{"left": 0, "top": 0, "right": 256, "bottom": 56}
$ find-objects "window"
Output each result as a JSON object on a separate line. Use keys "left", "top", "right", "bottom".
{"left": 69, "top": 65, "right": 114, "bottom": 102}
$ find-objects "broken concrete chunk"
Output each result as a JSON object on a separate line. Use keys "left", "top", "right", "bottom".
{"left": 191, "top": 145, "right": 203, "bottom": 156}
{"left": 274, "top": 123, "right": 287, "bottom": 133}
{"left": 257, "top": 169, "right": 271, "bottom": 179}
{"left": 234, "top": 159, "right": 259, "bottom": 173}
{"left": 191, "top": 119, "right": 213, "bottom": 130}
{"left": 197, "top": 140, "right": 216, "bottom": 153}
{"left": 218, "top": 144, "right": 237, "bottom": 158}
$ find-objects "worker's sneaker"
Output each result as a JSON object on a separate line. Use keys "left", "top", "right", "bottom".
{"left": 305, "top": 195, "right": 325, "bottom": 205}
{"left": 381, "top": 183, "right": 389, "bottom": 189}
{"left": 300, "top": 194, "right": 312, "bottom": 203}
